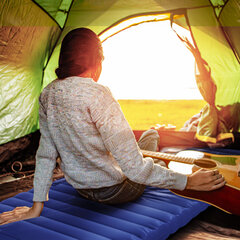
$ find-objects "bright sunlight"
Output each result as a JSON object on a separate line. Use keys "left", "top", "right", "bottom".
{"left": 98, "top": 19, "right": 204, "bottom": 174}
{"left": 99, "top": 20, "right": 202, "bottom": 100}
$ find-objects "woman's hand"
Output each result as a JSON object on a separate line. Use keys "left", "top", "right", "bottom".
{"left": 0, "top": 202, "right": 44, "bottom": 225}
{"left": 186, "top": 169, "right": 225, "bottom": 191}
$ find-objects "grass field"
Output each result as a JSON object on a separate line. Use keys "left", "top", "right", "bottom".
{"left": 118, "top": 99, "right": 205, "bottom": 130}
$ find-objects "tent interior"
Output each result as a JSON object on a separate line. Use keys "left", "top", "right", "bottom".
{"left": 0, "top": 0, "right": 240, "bottom": 239}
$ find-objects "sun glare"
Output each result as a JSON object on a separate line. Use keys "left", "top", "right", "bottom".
{"left": 98, "top": 20, "right": 202, "bottom": 100}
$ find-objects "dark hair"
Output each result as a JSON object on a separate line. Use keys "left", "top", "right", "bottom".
{"left": 55, "top": 28, "right": 104, "bottom": 79}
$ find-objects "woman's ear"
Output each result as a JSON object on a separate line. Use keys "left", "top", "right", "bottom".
{"left": 93, "top": 62, "right": 102, "bottom": 82}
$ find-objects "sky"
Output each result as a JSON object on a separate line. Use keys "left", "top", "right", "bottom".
{"left": 98, "top": 20, "right": 203, "bottom": 100}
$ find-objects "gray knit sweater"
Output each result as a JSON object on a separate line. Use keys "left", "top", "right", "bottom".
{"left": 33, "top": 77, "right": 187, "bottom": 202}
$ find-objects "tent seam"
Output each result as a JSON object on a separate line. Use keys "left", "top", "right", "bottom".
{"left": 60, "top": 0, "right": 75, "bottom": 30}
{"left": 41, "top": 0, "right": 75, "bottom": 85}
{"left": 218, "top": 0, "right": 230, "bottom": 19}
{"left": 207, "top": 0, "right": 240, "bottom": 63}
{"left": 31, "top": 0, "right": 62, "bottom": 29}
{"left": 217, "top": 0, "right": 240, "bottom": 63}
{"left": 99, "top": 6, "right": 211, "bottom": 40}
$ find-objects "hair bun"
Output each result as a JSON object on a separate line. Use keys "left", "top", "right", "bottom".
{"left": 55, "top": 68, "right": 64, "bottom": 79}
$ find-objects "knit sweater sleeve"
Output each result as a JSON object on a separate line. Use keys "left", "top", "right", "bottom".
{"left": 33, "top": 97, "right": 58, "bottom": 202}
{"left": 89, "top": 86, "right": 187, "bottom": 190}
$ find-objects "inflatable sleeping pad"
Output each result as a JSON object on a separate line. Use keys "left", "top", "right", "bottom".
{"left": 0, "top": 178, "right": 208, "bottom": 240}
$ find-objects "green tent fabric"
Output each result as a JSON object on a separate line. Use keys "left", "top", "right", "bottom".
{"left": 33, "top": 0, "right": 73, "bottom": 28}
{"left": 0, "top": 0, "right": 239, "bottom": 145}
{"left": 0, "top": 0, "right": 61, "bottom": 145}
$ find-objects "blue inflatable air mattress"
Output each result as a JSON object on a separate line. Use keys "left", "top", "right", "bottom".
{"left": 0, "top": 178, "right": 208, "bottom": 240}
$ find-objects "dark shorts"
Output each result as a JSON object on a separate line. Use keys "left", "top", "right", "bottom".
{"left": 77, "top": 179, "right": 146, "bottom": 204}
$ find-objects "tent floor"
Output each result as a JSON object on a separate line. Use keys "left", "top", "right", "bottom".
{"left": 1, "top": 172, "right": 240, "bottom": 239}
{"left": 1, "top": 131, "right": 240, "bottom": 239}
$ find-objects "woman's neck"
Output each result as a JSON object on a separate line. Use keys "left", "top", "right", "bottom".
{"left": 78, "top": 69, "right": 93, "bottom": 79}
{"left": 78, "top": 64, "right": 102, "bottom": 82}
